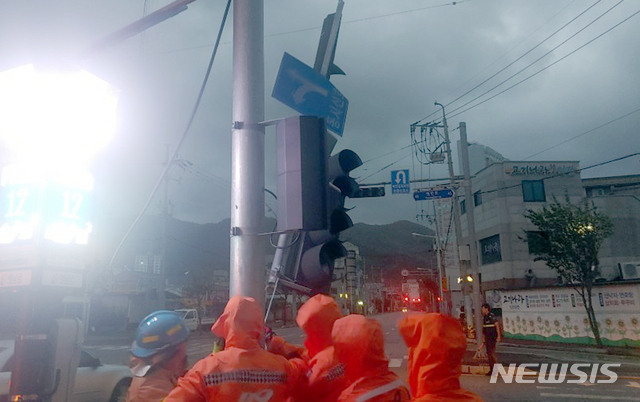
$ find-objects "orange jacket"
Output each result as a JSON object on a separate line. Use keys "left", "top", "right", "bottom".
{"left": 126, "top": 344, "right": 187, "bottom": 402}
{"left": 163, "top": 296, "right": 306, "bottom": 402}
{"left": 269, "top": 294, "right": 347, "bottom": 402}
{"left": 398, "top": 313, "right": 484, "bottom": 402}
{"left": 332, "top": 315, "right": 411, "bottom": 402}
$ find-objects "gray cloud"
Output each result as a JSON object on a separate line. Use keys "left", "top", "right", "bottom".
{"left": 1, "top": 0, "right": 638, "bottom": 226}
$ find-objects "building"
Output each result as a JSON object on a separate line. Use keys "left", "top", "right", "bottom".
{"left": 459, "top": 160, "right": 585, "bottom": 296}
{"left": 448, "top": 151, "right": 640, "bottom": 312}
{"left": 458, "top": 140, "right": 510, "bottom": 176}
{"left": 331, "top": 242, "right": 365, "bottom": 314}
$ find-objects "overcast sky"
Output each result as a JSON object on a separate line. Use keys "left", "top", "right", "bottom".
{"left": 1, "top": 0, "right": 639, "bottom": 227}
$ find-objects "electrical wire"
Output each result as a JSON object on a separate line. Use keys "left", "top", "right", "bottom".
{"left": 477, "top": 151, "right": 640, "bottom": 197}
{"left": 109, "top": 0, "right": 232, "bottom": 270}
{"left": 359, "top": 148, "right": 413, "bottom": 182}
{"left": 447, "top": 0, "right": 640, "bottom": 118}
{"left": 447, "top": 0, "right": 628, "bottom": 119}
{"left": 443, "top": 0, "right": 604, "bottom": 118}
{"left": 441, "top": 0, "right": 579, "bottom": 109}
{"left": 149, "top": 1, "right": 469, "bottom": 56}
{"left": 413, "top": 0, "right": 585, "bottom": 125}
{"left": 522, "top": 106, "right": 640, "bottom": 160}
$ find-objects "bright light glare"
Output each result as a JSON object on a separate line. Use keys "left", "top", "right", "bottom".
{"left": 0, "top": 64, "right": 119, "bottom": 166}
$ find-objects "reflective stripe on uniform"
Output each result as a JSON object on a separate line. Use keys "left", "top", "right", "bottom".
{"left": 355, "top": 379, "right": 407, "bottom": 402}
{"left": 203, "top": 369, "right": 287, "bottom": 386}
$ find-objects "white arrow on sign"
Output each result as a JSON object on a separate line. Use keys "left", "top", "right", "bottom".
{"left": 287, "top": 69, "right": 329, "bottom": 104}
{"left": 395, "top": 170, "right": 407, "bottom": 184}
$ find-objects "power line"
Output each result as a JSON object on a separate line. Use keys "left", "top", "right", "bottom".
{"left": 523, "top": 106, "right": 640, "bottom": 160}
{"left": 449, "top": 6, "right": 640, "bottom": 119}
{"left": 442, "top": 0, "right": 604, "bottom": 118}
{"left": 447, "top": 0, "right": 628, "bottom": 119}
{"left": 414, "top": 0, "right": 584, "bottom": 125}
{"left": 477, "top": 152, "right": 640, "bottom": 197}
{"left": 444, "top": 0, "right": 580, "bottom": 104}
{"left": 151, "top": 1, "right": 469, "bottom": 56}
{"left": 359, "top": 148, "right": 413, "bottom": 182}
{"left": 109, "top": 0, "right": 232, "bottom": 270}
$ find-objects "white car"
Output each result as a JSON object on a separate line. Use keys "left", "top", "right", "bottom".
{"left": 0, "top": 340, "right": 131, "bottom": 402}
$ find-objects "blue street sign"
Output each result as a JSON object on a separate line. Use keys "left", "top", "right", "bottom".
{"left": 413, "top": 188, "right": 454, "bottom": 201}
{"left": 391, "top": 170, "right": 410, "bottom": 194}
{"left": 272, "top": 52, "right": 349, "bottom": 136}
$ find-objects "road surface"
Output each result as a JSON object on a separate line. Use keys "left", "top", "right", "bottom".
{"left": 84, "top": 312, "right": 640, "bottom": 401}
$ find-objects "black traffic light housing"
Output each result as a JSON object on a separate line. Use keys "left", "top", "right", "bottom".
{"left": 276, "top": 117, "right": 362, "bottom": 294}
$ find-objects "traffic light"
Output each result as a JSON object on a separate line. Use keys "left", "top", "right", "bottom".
{"left": 277, "top": 118, "right": 363, "bottom": 294}
{"left": 295, "top": 230, "right": 347, "bottom": 292}
{"left": 293, "top": 148, "right": 362, "bottom": 293}
{"left": 276, "top": 116, "right": 327, "bottom": 232}
{"left": 352, "top": 186, "right": 385, "bottom": 198}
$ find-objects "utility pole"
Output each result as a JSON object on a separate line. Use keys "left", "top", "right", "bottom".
{"left": 435, "top": 102, "right": 473, "bottom": 333}
{"left": 459, "top": 122, "right": 483, "bottom": 343}
{"left": 230, "top": 0, "right": 265, "bottom": 305}
{"left": 432, "top": 203, "right": 446, "bottom": 314}
{"left": 411, "top": 231, "right": 444, "bottom": 313}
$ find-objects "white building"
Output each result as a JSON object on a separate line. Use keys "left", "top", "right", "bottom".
{"left": 459, "top": 160, "right": 584, "bottom": 294}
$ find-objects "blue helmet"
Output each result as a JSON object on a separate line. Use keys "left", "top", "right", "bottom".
{"left": 131, "top": 310, "right": 190, "bottom": 359}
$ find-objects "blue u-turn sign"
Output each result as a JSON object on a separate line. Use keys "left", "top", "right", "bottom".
{"left": 391, "top": 170, "right": 410, "bottom": 194}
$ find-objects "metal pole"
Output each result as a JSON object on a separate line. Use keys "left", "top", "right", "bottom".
{"left": 230, "top": 0, "right": 265, "bottom": 305}
{"left": 432, "top": 203, "right": 446, "bottom": 314}
{"left": 435, "top": 102, "right": 473, "bottom": 333}
{"left": 459, "top": 122, "right": 483, "bottom": 341}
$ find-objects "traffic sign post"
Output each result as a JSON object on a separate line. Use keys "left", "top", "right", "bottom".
{"left": 391, "top": 170, "right": 410, "bottom": 194}
{"left": 413, "top": 187, "right": 454, "bottom": 201}
{"left": 272, "top": 52, "right": 348, "bottom": 136}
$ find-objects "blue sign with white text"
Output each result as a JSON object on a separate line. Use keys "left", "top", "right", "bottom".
{"left": 413, "top": 188, "right": 454, "bottom": 201}
{"left": 272, "top": 52, "right": 348, "bottom": 136}
{"left": 391, "top": 170, "right": 410, "bottom": 194}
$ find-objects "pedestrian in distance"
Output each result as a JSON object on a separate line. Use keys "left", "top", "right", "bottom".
{"left": 332, "top": 314, "right": 411, "bottom": 402}
{"left": 398, "top": 313, "right": 484, "bottom": 402}
{"left": 268, "top": 294, "right": 348, "bottom": 402}
{"left": 480, "top": 303, "right": 501, "bottom": 376}
{"left": 126, "top": 310, "right": 190, "bottom": 402}
{"left": 163, "top": 295, "right": 307, "bottom": 402}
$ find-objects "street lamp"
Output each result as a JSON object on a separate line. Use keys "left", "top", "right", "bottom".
{"left": 412, "top": 232, "right": 445, "bottom": 313}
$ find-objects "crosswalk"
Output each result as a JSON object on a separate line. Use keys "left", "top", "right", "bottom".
{"left": 536, "top": 384, "right": 640, "bottom": 401}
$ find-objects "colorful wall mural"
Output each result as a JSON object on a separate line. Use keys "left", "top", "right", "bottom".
{"left": 501, "top": 283, "right": 640, "bottom": 347}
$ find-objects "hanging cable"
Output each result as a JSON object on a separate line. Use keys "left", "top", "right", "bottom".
{"left": 109, "top": 0, "right": 233, "bottom": 270}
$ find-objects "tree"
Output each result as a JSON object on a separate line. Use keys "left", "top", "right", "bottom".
{"left": 524, "top": 196, "right": 613, "bottom": 348}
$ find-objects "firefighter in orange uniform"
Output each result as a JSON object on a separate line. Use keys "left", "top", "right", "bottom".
{"left": 268, "top": 294, "right": 348, "bottom": 402}
{"left": 398, "top": 313, "right": 484, "bottom": 402}
{"left": 332, "top": 315, "right": 411, "bottom": 402}
{"left": 163, "top": 296, "right": 306, "bottom": 402}
{"left": 126, "top": 310, "right": 190, "bottom": 402}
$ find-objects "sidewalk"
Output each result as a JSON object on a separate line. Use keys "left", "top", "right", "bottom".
{"left": 461, "top": 337, "right": 640, "bottom": 377}
{"left": 499, "top": 337, "right": 640, "bottom": 357}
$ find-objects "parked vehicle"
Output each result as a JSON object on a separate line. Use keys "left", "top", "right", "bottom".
{"left": 0, "top": 340, "right": 131, "bottom": 402}
{"left": 174, "top": 309, "right": 217, "bottom": 331}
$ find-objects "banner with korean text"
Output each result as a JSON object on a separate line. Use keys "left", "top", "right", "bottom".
{"left": 501, "top": 284, "right": 640, "bottom": 347}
